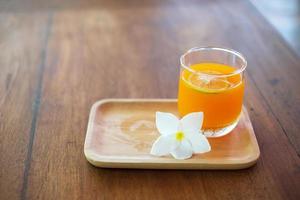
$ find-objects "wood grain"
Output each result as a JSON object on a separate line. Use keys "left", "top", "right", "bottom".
{"left": 24, "top": 1, "right": 300, "bottom": 199}
{"left": 85, "top": 99, "right": 260, "bottom": 169}
{"left": 0, "top": 13, "right": 51, "bottom": 199}
{"left": 0, "top": 0, "right": 299, "bottom": 199}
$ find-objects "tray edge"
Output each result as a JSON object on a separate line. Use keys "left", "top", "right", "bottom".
{"left": 84, "top": 98, "right": 260, "bottom": 170}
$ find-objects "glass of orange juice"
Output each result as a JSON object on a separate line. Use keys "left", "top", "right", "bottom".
{"left": 178, "top": 47, "right": 247, "bottom": 137}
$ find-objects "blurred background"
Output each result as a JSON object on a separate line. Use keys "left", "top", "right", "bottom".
{"left": 1, "top": 0, "right": 299, "bottom": 56}
{"left": 250, "top": 0, "right": 300, "bottom": 56}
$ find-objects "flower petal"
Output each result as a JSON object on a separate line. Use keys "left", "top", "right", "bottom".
{"left": 181, "top": 112, "right": 203, "bottom": 133}
{"left": 186, "top": 131, "right": 211, "bottom": 153}
{"left": 150, "top": 134, "right": 178, "bottom": 156}
{"left": 156, "top": 112, "right": 179, "bottom": 135}
{"left": 170, "top": 139, "right": 193, "bottom": 159}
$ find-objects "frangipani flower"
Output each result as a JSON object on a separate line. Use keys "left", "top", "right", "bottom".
{"left": 150, "top": 112, "right": 211, "bottom": 160}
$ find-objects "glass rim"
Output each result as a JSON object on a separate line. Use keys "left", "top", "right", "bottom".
{"left": 180, "top": 46, "right": 247, "bottom": 78}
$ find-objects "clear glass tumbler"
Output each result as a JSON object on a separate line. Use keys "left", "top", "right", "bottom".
{"left": 178, "top": 47, "right": 247, "bottom": 137}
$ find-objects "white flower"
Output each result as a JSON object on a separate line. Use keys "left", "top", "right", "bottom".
{"left": 150, "top": 112, "right": 211, "bottom": 160}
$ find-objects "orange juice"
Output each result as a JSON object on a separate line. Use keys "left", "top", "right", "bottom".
{"left": 178, "top": 63, "right": 244, "bottom": 129}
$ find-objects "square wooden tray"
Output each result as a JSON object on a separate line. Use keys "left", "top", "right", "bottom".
{"left": 84, "top": 99, "right": 260, "bottom": 170}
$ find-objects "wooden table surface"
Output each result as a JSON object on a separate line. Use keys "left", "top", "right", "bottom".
{"left": 1, "top": 0, "right": 299, "bottom": 199}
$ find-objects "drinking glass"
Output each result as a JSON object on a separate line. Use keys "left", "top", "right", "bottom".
{"left": 178, "top": 47, "right": 247, "bottom": 137}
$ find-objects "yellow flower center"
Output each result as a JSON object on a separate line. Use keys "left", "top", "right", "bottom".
{"left": 175, "top": 131, "right": 185, "bottom": 141}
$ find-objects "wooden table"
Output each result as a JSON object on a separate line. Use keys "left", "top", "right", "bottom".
{"left": 1, "top": 0, "right": 299, "bottom": 199}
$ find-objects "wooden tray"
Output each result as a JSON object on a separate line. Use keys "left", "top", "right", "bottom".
{"left": 84, "top": 99, "right": 260, "bottom": 170}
